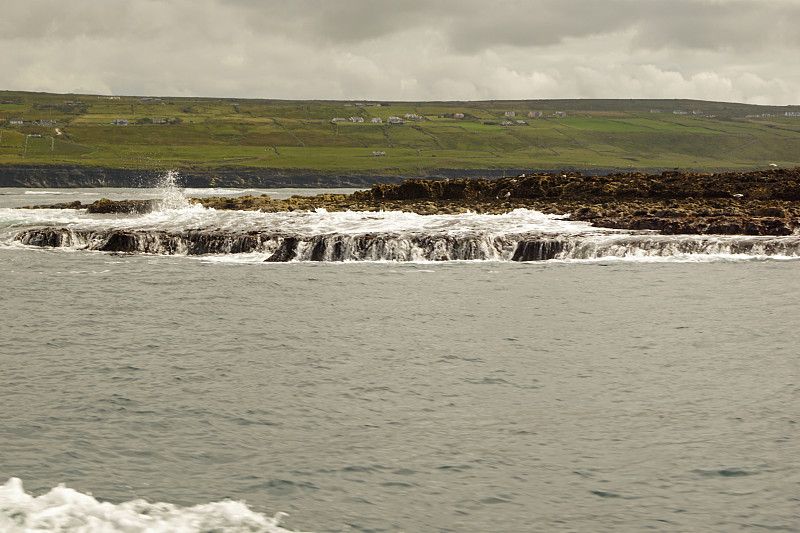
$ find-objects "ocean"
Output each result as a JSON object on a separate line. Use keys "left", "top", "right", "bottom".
{"left": 0, "top": 183, "right": 798, "bottom": 532}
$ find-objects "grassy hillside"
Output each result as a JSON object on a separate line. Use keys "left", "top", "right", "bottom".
{"left": 2, "top": 90, "right": 800, "bottom": 174}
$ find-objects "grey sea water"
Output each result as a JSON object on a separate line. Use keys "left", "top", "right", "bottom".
{"left": 0, "top": 187, "right": 799, "bottom": 532}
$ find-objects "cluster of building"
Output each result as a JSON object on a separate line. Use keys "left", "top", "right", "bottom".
{"left": 506, "top": 111, "right": 567, "bottom": 118}
{"left": 331, "top": 114, "right": 413, "bottom": 124}
{"left": 746, "top": 112, "right": 800, "bottom": 118}
{"left": 649, "top": 109, "right": 706, "bottom": 115}
{"left": 330, "top": 110, "right": 566, "bottom": 126}
{"left": 111, "top": 118, "right": 169, "bottom": 125}
{"left": 7, "top": 119, "right": 58, "bottom": 126}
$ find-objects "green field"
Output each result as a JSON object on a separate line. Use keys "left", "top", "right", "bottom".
{"left": 2, "top": 91, "right": 800, "bottom": 173}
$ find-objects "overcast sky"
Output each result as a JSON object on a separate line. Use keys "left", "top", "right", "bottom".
{"left": 2, "top": 0, "right": 799, "bottom": 104}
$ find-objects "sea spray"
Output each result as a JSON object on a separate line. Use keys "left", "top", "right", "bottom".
{"left": 0, "top": 478, "right": 311, "bottom": 533}
{"left": 155, "top": 170, "right": 191, "bottom": 211}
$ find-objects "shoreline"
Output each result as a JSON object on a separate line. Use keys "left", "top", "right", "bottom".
{"left": 19, "top": 168, "right": 800, "bottom": 236}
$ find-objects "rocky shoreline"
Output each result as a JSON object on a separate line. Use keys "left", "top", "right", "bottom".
{"left": 22, "top": 168, "right": 800, "bottom": 236}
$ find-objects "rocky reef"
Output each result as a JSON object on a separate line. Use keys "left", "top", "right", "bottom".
{"left": 20, "top": 168, "right": 800, "bottom": 235}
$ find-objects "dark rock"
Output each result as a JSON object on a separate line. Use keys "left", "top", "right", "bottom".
{"left": 265, "top": 237, "right": 300, "bottom": 262}
{"left": 99, "top": 232, "right": 138, "bottom": 252}
{"left": 512, "top": 239, "right": 565, "bottom": 261}
{"left": 87, "top": 198, "right": 159, "bottom": 214}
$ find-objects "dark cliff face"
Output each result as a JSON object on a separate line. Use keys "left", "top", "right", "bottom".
{"left": 0, "top": 165, "right": 145, "bottom": 188}
{"left": 0, "top": 164, "right": 536, "bottom": 189}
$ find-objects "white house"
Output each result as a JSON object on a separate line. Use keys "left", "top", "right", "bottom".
{"left": 330, "top": 117, "right": 346, "bottom": 123}
{"left": 371, "top": 117, "right": 383, "bottom": 123}
{"left": 372, "top": 151, "right": 387, "bottom": 157}
{"left": 349, "top": 117, "right": 364, "bottom": 123}
{"left": 388, "top": 116, "right": 403, "bottom": 124}
{"left": 453, "top": 113, "right": 465, "bottom": 119}
{"left": 504, "top": 111, "right": 516, "bottom": 117}
{"left": 111, "top": 119, "right": 130, "bottom": 125}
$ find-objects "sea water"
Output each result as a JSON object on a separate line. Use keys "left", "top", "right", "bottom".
{"left": 0, "top": 184, "right": 798, "bottom": 532}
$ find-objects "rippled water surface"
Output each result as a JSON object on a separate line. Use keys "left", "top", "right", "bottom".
{"left": 0, "top": 188, "right": 799, "bottom": 532}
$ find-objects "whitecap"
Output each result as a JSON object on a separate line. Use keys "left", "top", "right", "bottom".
{"left": 0, "top": 478, "right": 312, "bottom": 533}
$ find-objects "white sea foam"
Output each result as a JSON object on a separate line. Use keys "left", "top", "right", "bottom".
{"left": 4, "top": 181, "right": 800, "bottom": 262}
{"left": 183, "top": 188, "right": 270, "bottom": 196}
{"left": 0, "top": 478, "right": 311, "bottom": 533}
{"left": 0, "top": 203, "right": 598, "bottom": 238}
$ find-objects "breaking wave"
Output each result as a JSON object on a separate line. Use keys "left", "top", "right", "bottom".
{"left": 0, "top": 478, "right": 310, "bottom": 533}
{"left": 3, "top": 177, "right": 800, "bottom": 262}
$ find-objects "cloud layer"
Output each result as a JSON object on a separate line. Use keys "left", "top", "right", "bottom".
{"left": 2, "top": 0, "right": 798, "bottom": 104}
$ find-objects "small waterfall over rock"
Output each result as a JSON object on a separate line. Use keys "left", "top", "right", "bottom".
{"left": 14, "top": 228, "right": 800, "bottom": 261}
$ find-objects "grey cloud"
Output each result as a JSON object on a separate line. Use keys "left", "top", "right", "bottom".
{"left": 1, "top": 0, "right": 799, "bottom": 104}
{"left": 632, "top": 0, "right": 800, "bottom": 52}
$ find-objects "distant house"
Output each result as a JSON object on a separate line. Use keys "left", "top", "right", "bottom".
{"left": 515, "top": 120, "right": 528, "bottom": 125}
{"left": 34, "top": 119, "right": 57, "bottom": 126}
{"left": 372, "top": 151, "right": 387, "bottom": 157}
{"left": 9, "top": 119, "right": 24, "bottom": 125}
{"left": 649, "top": 109, "right": 662, "bottom": 113}
{"left": 111, "top": 119, "right": 130, "bottom": 125}
{"left": 388, "top": 116, "right": 403, "bottom": 124}
{"left": 553, "top": 111, "right": 567, "bottom": 118}
{"left": 692, "top": 110, "right": 704, "bottom": 115}
{"left": 404, "top": 113, "right": 421, "bottom": 120}
{"left": 527, "top": 111, "right": 543, "bottom": 118}
{"left": 786, "top": 112, "right": 800, "bottom": 117}
{"left": 349, "top": 116, "right": 364, "bottom": 123}
{"left": 502, "top": 120, "right": 515, "bottom": 126}
{"left": 453, "top": 113, "right": 465, "bottom": 119}
{"left": 152, "top": 117, "right": 165, "bottom": 124}
{"left": 504, "top": 111, "right": 516, "bottom": 117}
{"left": 330, "top": 117, "right": 346, "bottom": 123}
{"left": 673, "top": 110, "right": 688, "bottom": 115}
{"left": 371, "top": 117, "right": 383, "bottom": 123}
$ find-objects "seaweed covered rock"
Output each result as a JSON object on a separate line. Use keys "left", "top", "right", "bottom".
{"left": 86, "top": 198, "right": 160, "bottom": 214}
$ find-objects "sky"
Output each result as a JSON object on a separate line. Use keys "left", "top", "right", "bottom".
{"left": 2, "top": 0, "right": 799, "bottom": 105}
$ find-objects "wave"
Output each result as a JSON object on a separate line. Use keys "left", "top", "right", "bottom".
{"left": 12, "top": 225, "right": 800, "bottom": 262}
{"left": 183, "top": 188, "right": 271, "bottom": 196}
{"left": 4, "top": 191, "right": 800, "bottom": 262}
{"left": 0, "top": 478, "right": 310, "bottom": 533}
